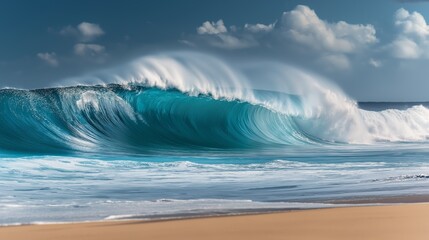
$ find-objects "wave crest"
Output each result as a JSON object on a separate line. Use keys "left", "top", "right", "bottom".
{"left": 1, "top": 51, "right": 428, "bottom": 153}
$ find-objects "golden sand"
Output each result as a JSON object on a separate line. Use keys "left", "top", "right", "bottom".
{"left": 1, "top": 204, "right": 429, "bottom": 240}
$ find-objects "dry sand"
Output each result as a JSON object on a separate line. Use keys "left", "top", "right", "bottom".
{"left": 1, "top": 203, "right": 429, "bottom": 240}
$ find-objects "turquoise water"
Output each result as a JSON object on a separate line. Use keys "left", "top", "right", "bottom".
{"left": 1, "top": 52, "right": 429, "bottom": 224}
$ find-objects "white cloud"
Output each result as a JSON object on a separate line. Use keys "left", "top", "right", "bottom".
{"left": 189, "top": 5, "right": 377, "bottom": 69}
{"left": 195, "top": 19, "right": 258, "bottom": 49}
{"left": 77, "top": 22, "right": 105, "bottom": 41}
{"left": 37, "top": 52, "right": 58, "bottom": 67}
{"left": 369, "top": 58, "right": 382, "bottom": 68}
{"left": 280, "top": 5, "right": 377, "bottom": 53}
{"left": 74, "top": 43, "right": 106, "bottom": 56}
{"left": 197, "top": 20, "right": 227, "bottom": 35}
{"left": 244, "top": 23, "right": 275, "bottom": 33}
{"left": 389, "top": 8, "right": 429, "bottom": 59}
{"left": 391, "top": 37, "right": 420, "bottom": 59}
{"left": 61, "top": 22, "right": 105, "bottom": 42}
{"left": 395, "top": 8, "right": 429, "bottom": 38}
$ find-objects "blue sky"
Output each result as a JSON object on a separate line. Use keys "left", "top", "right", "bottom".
{"left": 2, "top": 0, "right": 429, "bottom": 101}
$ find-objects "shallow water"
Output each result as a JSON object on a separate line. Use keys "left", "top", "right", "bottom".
{"left": 1, "top": 143, "right": 429, "bottom": 224}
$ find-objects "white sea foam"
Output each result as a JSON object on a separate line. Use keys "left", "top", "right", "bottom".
{"left": 0, "top": 198, "right": 342, "bottom": 225}
{"left": 1, "top": 153, "right": 428, "bottom": 225}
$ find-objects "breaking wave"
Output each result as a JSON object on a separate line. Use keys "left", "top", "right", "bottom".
{"left": 0, "top": 51, "right": 428, "bottom": 153}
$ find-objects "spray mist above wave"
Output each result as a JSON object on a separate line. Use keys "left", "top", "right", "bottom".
{"left": 0, "top": 51, "right": 429, "bottom": 153}
{"left": 61, "top": 51, "right": 371, "bottom": 143}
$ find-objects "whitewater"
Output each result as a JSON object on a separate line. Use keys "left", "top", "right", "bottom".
{"left": 1, "top": 51, "right": 429, "bottom": 225}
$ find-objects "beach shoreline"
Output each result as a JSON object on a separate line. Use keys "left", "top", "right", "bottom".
{"left": 1, "top": 201, "right": 429, "bottom": 240}
{"left": 2, "top": 194, "right": 429, "bottom": 226}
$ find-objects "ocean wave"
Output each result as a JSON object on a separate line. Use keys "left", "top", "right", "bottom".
{"left": 1, "top": 51, "right": 429, "bottom": 154}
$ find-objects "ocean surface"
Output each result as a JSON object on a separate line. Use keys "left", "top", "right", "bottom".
{"left": 1, "top": 52, "right": 429, "bottom": 225}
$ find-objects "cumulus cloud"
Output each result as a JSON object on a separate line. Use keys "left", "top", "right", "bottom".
{"left": 61, "top": 22, "right": 105, "bottom": 42}
{"left": 197, "top": 20, "right": 227, "bottom": 35}
{"left": 395, "top": 8, "right": 429, "bottom": 37}
{"left": 277, "top": 5, "right": 377, "bottom": 69}
{"left": 280, "top": 5, "right": 377, "bottom": 53}
{"left": 195, "top": 19, "right": 259, "bottom": 49}
{"left": 244, "top": 23, "right": 275, "bottom": 33}
{"left": 189, "top": 5, "right": 377, "bottom": 69}
{"left": 77, "top": 22, "right": 104, "bottom": 40}
{"left": 390, "top": 37, "right": 420, "bottom": 58}
{"left": 74, "top": 43, "right": 106, "bottom": 56}
{"left": 37, "top": 52, "right": 58, "bottom": 67}
{"left": 389, "top": 8, "right": 429, "bottom": 59}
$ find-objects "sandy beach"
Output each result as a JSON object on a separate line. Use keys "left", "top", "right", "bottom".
{"left": 1, "top": 203, "right": 429, "bottom": 240}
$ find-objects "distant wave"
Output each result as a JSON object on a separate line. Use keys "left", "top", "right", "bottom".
{"left": 1, "top": 51, "right": 428, "bottom": 154}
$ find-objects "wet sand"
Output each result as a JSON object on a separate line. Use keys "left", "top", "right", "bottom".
{"left": 1, "top": 203, "right": 429, "bottom": 240}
